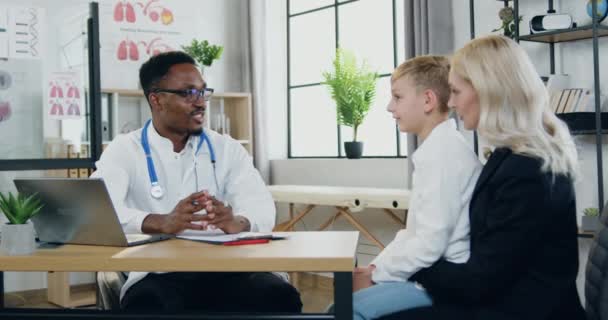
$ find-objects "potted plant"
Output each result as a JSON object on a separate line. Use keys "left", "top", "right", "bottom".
{"left": 491, "top": 6, "right": 523, "bottom": 39}
{"left": 0, "top": 192, "right": 43, "bottom": 255}
{"left": 582, "top": 207, "right": 601, "bottom": 232}
{"left": 323, "top": 49, "right": 378, "bottom": 159}
{"left": 181, "top": 39, "right": 224, "bottom": 84}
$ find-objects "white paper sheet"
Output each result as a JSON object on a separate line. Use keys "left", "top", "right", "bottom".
{"left": 176, "top": 230, "right": 276, "bottom": 243}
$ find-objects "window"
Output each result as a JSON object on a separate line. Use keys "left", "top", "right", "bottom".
{"left": 287, "top": 0, "right": 406, "bottom": 158}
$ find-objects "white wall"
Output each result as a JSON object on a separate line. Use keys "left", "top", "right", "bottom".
{"left": 265, "top": 0, "right": 289, "bottom": 160}
{"left": 0, "top": 0, "right": 249, "bottom": 293}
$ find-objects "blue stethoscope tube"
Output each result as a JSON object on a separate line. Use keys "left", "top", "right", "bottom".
{"left": 142, "top": 119, "right": 219, "bottom": 199}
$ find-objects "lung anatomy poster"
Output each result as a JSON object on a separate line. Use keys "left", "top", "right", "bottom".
{"left": 47, "top": 71, "right": 84, "bottom": 120}
{"left": 100, "top": 0, "right": 201, "bottom": 89}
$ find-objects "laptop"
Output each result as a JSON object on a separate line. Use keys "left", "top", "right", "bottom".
{"left": 13, "top": 178, "right": 172, "bottom": 247}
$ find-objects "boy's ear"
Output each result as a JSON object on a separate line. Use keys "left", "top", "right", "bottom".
{"left": 422, "top": 89, "right": 438, "bottom": 113}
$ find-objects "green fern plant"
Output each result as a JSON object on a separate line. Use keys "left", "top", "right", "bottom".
{"left": 323, "top": 49, "right": 378, "bottom": 142}
{"left": 584, "top": 207, "right": 600, "bottom": 217}
{"left": 0, "top": 192, "right": 43, "bottom": 224}
{"left": 182, "top": 39, "right": 224, "bottom": 67}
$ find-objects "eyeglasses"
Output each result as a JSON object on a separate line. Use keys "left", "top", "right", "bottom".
{"left": 151, "top": 87, "right": 214, "bottom": 102}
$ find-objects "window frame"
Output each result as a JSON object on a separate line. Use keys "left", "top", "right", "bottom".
{"left": 287, "top": 0, "right": 405, "bottom": 159}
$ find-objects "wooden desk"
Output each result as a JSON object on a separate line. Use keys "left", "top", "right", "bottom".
{"left": 270, "top": 185, "right": 410, "bottom": 249}
{"left": 0, "top": 231, "right": 359, "bottom": 320}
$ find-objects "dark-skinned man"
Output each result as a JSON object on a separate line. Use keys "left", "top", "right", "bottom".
{"left": 91, "top": 51, "right": 302, "bottom": 312}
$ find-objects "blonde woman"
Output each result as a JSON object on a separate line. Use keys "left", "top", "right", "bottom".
{"left": 381, "top": 35, "right": 585, "bottom": 320}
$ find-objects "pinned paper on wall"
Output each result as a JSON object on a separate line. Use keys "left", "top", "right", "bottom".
{"left": 0, "top": 59, "right": 43, "bottom": 159}
{"left": 8, "top": 6, "right": 45, "bottom": 60}
{"left": 47, "top": 71, "right": 84, "bottom": 120}
{"left": 99, "top": 0, "right": 202, "bottom": 89}
{"left": 0, "top": 70, "right": 12, "bottom": 123}
{"left": 0, "top": 7, "right": 8, "bottom": 59}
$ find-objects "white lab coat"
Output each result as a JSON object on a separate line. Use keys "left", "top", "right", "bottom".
{"left": 371, "top": 119, "right": 482, "bottom": 283}
{"left": 91, "top": 123, "right": 276, "bottom": 300}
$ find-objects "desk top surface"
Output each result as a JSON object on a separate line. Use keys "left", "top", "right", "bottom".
{"left": 0, "top": 231, "right": 359, "bottom": 272}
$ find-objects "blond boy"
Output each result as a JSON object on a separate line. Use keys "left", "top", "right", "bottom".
{"left": 349, "top": 56, "right": 482, "bottom": 320}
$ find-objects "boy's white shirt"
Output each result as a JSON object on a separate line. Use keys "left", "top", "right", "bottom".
{"left": 371, "top": 119, "right": 482, "bottom": 283}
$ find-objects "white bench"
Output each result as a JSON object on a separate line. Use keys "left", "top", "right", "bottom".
{"left": 269, "top": 185, "right": 410, "bottom": 249}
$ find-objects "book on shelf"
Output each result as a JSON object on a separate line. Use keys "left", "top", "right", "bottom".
{"left": 549, "top": 90, "right": 561, "bottom": 113}
{"left": 557, "top": 89, "right": 572, "bottom": 113}
{"left": 577, "top": 90, "right": 592, "bottom": 112}
{"left": 79, "top": 145, "right": 90, "bottom": 178}
{"left": 575, "top": 90, "right": 605, "bottom": 113}
{"left": 549, "top": 88, "right": 600, "bottom": 114}
{"left": 67, "top": 144, "right": 80, "bottom": 178}
{"left": 563, "top": 89, "right": 581, "bottom": 113}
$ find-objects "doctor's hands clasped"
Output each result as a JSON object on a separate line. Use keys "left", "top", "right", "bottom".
{"left": 198, "top": 191, "right": 251, "bottom": 234}
{"left": 141, "top": 190, "right": 250, "bottom": 235}
{"left": 142, "top": 191, "right": 208, "bottom": 234}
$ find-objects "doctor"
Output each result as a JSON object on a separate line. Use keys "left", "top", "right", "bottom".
{"left": 91, "top": 51, "right": 302, "bottom": 312}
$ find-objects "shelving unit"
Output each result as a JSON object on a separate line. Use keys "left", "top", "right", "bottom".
{"left": 515, "top": 0, "right": 605, "bottom": 211}
{"left": 518, "top": 24, "right": 608, "bottom": 43}
{"left": 101, "top": 89, "right": 254, "bottom": 156}
{"left": 556, "top": 112, "right": 608, "bottom": 135}
{"left": 47, "top": 272, "right": 96, "bottom": 308}
{"left": 470, "top": 0, "right": 605, "bottom": 211}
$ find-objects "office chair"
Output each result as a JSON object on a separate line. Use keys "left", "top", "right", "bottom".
{"left": 585, "top": 202, "right": 608, "bottom": 320}
{"left": 96, "top": 271, "right": 127, "bottom": 310}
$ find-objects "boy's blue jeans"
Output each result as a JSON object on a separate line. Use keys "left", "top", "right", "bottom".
{"left": 352, "top": 281, "right": 432, "bottom": 320}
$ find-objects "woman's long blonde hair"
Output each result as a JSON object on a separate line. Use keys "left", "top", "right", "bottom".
{"left": 452, "top": 35, "right": 578, "bottom": 177}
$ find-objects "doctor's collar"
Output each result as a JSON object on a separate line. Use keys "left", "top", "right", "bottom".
{"left": 146, "top": 122, "right": 210, "bottom": 155}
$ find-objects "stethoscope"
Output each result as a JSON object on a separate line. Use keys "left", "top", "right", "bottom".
{"left": 142, "top": 119, "right": 219, "bottom": 199}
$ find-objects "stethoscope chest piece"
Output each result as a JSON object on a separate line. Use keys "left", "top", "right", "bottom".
{"left": 150, "top": 183, "right": 164, "bottom": 199}
{"left": 142, "top": 119, "right": 218, "bottom": 198}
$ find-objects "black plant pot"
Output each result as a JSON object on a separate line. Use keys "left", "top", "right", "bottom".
{"left": 344, "top": 141, "right": 363, "bottom": 159}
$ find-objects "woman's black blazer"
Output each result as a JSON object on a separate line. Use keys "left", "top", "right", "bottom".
{"left": 408, "top": 148, "right": 586, "bottom": 320}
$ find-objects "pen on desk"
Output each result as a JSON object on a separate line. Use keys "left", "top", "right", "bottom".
{"left": 223, "top": 239, "right": 269, "bottom": 246}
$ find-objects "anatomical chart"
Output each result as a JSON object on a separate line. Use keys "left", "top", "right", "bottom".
{"left": 7, "top": 6, "right": 45, "bottom": 60}
{"left": 0, "top": 59, "right": 43, "bottom": 159}
{"left": 0, "top": 70, "right": 11, "bottom": 123}
{"left": 99, "top": 0, "right": 201, "bottom": 89}
{"left": 47, "top": 71, "right": 84, "bottom": 120}
{"left": 0, "top": 7, "right": 8, "bottom": 59}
